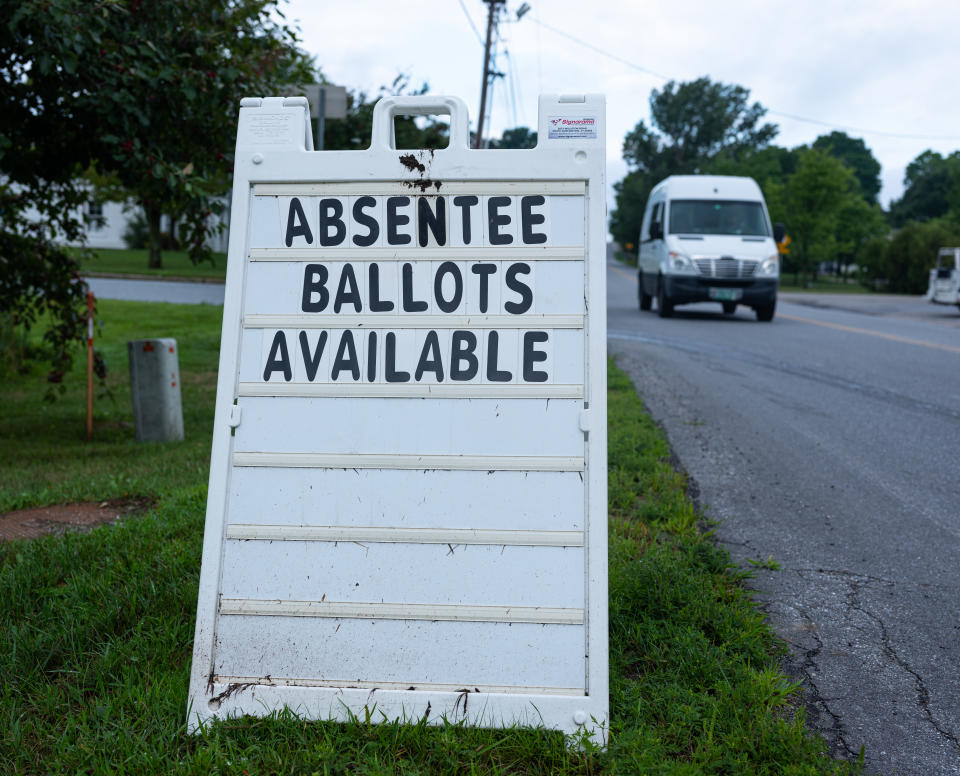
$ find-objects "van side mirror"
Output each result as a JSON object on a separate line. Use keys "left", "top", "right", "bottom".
{"left": 773, "top": 223, "right": 786, "bottom": 243}
{"left": 650, "top": 222, "right": 663, "bottom": 240}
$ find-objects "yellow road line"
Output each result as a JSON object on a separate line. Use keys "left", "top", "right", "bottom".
{"left": 777, "top": 313, "right": 960, "bottom": 355}
{"left": 609, "top": 264, "right": 636, "bottom": 282}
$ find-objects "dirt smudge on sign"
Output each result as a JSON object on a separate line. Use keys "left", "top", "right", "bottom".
{"left": 398, "top": 153, "right": 426, "bottom": 173}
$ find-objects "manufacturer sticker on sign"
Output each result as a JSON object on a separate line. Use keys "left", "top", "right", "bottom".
{"left": 548, "top": 116, "right": 599, "bottom": 139}
{"left": 188, "top": 94, "right": 608, "bottom": 741}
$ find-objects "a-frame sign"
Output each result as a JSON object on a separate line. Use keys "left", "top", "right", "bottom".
{"left": 188, "top": 94, "right": 608, "bottom": 740}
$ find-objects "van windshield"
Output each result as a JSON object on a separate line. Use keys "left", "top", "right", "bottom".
{"left": 937, "top": 250, "right": 959, "bottom": 271}
{"left": 669, "top": 199, "right": 770, "bottom": 236}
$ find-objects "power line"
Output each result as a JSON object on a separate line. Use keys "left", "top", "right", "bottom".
{"left": 763, "top": 110, "right": 960, "bottom": 142}
{"left": 504, "top": 47, "right": 520, "bottom": 128}
{"left": 531, "top": 18, "right": 670, "bottom": 82}
{"left": 530, "top": 18, "right": 960, "bottom": 142}
{"left": 457, "top": 0, "right": 484, "bottom": 46}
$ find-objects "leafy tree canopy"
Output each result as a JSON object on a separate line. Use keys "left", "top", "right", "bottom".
{"left": 768, "top": 147, "right": 857, "bottom": 282}
{"left": 624, "top": 77, "right": 778, "bottom": 171}
{"left": 812, "top": 131, "right": 882, "bottom": 204}
{"left": 489, "top": 126, "right": 538, "bottom": 149}
{"left": 888, "top": 150, "right": 960, "bottom": 226}
{"left": 861, "top": 218, "right": 960, "bottom": 293}
{"left": 0, "top": 0, "right": 312, "bottom": 384}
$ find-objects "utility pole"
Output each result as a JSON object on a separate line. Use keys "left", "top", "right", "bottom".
{"left": 475, "top": 0, "right": 504, "bottom": 149}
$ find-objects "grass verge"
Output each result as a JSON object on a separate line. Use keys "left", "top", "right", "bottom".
{"left": 0, "top": 301, "right": 858, "bottom": 773}
{"left": 82, "top": 248, "right": 227, "bottom": 281}
{"left": 0, "top": 300, "right": 221, "bottom": 513}
{"left": 778, "top": 277, "right": 869, "bottom": 294}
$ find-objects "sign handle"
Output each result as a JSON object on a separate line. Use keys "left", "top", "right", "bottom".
{"left": 371, "top": 95, "right": 470, "bottom": 151}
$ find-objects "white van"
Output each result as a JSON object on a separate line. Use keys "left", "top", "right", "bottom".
{"left": 924, "top": 247, "right": 960, "bottom": 309}
{"left": 636, "top": 175, "right": 783, "bottom": 321}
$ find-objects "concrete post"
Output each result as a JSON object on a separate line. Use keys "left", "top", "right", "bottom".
{"left": 128, "top": 338, "right": 184, "bottom": 442}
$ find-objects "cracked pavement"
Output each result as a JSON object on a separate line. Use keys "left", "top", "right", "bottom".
{"left": 606, "top": 261, "right": 960, "bottom": 775}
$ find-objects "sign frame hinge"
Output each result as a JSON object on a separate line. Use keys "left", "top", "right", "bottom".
{"left": 578, "top": 409, "right": 591, "bottom": 433}
{"left": 228, "top": 404, "right": 242, "bottom": 429}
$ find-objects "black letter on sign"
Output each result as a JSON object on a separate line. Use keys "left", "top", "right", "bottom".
{"left": 352, "top": 196, "right": 379, "bottom": 247}
{"left": 450, "top": 331, "right": 478, "bottom": 381}
{"left": 263, "top": 331, "right": 292, "bottom": 382}
{"left": 434, "top": 261, "right": 463, "bottom": 313}
{"left": 386, "top": 196, "right": 412, "bottom": 245}
{"left": 334, "top": 263, "right": 362, "bottom": 313}
{"left": 401, "top": 263, "right": 428, "bottom": 312}
{"left": 487, "top": 196, "right": 513, "bottom": 245}
{"left": 331, "top": 331, "right": 360, "bottom": 381}
{"left": 486, "top": 331, "right": 512, "bottom": 382}
{"left": 367, "top": 332, "right": 378, "bottom": 382}
{"left": 418, "top": 197, "right": 446, "bottom": 247}
{"left": 522, "top": 331, "right": 549, "bottom": 382}
{"left": 415, "top": 330, "right": 444, "bottom": 382}
{"left": 470, "top": 263, "right": 497, "bottom": 313}
{"left": 504, "top": 262, "right": 533, "bottom": 314}
{"left": 520, "top": 195, "right": 548, "bottom": 244}
{"left": 452, "top": 195, "right": 478, "bottom": 244}
{"left": 384, "top": 332, "right": 410, "bottom": 382}
{"left": 301, "top": 264, "right": 329, "bottom": 312}
{"left": 318, "top": 198, "right": 346, "bottom": 246}
{"left": 368, "top": 263, "right": 394, "bottom": 312}
{"left": 299, "top": 331, "right": 328, "bottom": 382}
{"left": 285, "top": 197, "right": 313, "bottom": 247}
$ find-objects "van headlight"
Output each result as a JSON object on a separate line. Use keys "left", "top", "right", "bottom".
{"left": 759, "top": 254, "right": 779, "bottom": 277}
{"left": 668, "top": 251, "right": 696, "bottom": 274}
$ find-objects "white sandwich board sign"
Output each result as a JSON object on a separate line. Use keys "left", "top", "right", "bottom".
{"left": 188, "top": 94, "right": 608, "bottom": 739}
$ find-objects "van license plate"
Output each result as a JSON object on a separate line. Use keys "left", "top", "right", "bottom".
{"left": 709, "top": 288, "right": 742, "bottom": 301}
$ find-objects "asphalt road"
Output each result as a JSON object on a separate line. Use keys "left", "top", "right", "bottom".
{"left": 85, "top": 276, "right": 225, "bottom": 305}
{"left": 607, "top": 260, "right": 960, "bottom": 775}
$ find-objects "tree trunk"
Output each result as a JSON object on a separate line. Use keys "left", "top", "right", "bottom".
{"left": 146, "top": 204, "right": 163, "bottom": 269}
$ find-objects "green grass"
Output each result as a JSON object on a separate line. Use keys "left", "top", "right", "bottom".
{"left": 778, "top": 277, "right": 869, "bottom": 294}
{"left": 0, "top": 300, "right": 222, "bottom": 513}
{"left": 82, "top": 248, "right": 227, "bottom": 280}
{"left": 0, "top": 304, "right": 858, "bottom": 774}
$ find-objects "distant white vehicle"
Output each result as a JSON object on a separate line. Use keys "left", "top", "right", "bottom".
{"left": 925, "top": 247, "right": 960, "bottom": 309}
{"left": 636, "top": 175, "right": 784, "bottom": 321}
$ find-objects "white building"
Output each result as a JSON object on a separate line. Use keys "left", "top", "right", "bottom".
{"left": 83, "top": 199, "right": 229, "bottom": 253}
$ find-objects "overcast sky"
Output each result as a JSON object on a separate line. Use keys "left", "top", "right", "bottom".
{"left": 285, "top": 0, "right": 960, "bottom": 211}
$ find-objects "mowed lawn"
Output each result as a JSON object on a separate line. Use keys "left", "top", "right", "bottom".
{"left": 81, "top": 248, "right": 227, "bottom": 281}
{"left": 0, "top": 300, "right": 859, "bottom": 774}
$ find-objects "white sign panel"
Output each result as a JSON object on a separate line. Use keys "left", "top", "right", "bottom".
{"left": 189, "top": 94, "right": 608, "bottom": 740}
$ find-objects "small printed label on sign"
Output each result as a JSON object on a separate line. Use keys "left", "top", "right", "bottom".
{"left": 547, "top": 116, "right": 598, "bottom": 140}
{"left": 248, "top": 113, "right": 295, "bottom": 145}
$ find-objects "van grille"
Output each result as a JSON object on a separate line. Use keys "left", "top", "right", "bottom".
{"left": 694, "top": 258, "right": 759, "bottom": 279}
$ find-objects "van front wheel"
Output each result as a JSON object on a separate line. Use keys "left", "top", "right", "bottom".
{"left": 638, "top": 272, "right": 653, "bottom": 311}
{"left": 755, "top": 300, "right": 776, "bottom": 322}
{"left": 657, "top": 279, "right": 674, "bottom": 318}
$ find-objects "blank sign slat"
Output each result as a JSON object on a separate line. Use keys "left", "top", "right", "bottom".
{"left": 226, "top": 524, "right": 584, "bottom": 546}
{"left": 237, "top": 382, "right": 584, "bottom": 399}
{"left": 219, "top": 598, "right": 584, "bottom": 625}
{"left": 248, "top": 247, "right": 585, "bottom": 261}
{"left": 232, "top": 452, "right": 585, "bottom": 471}
{"left": 251, "top": 181, "right": 586, "bottom": 196}
{"left": 243, "top": 314, "right": 584, "bottom": 329}
{"left": 213, "top": 675, "right": 584, "bottom": 696}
